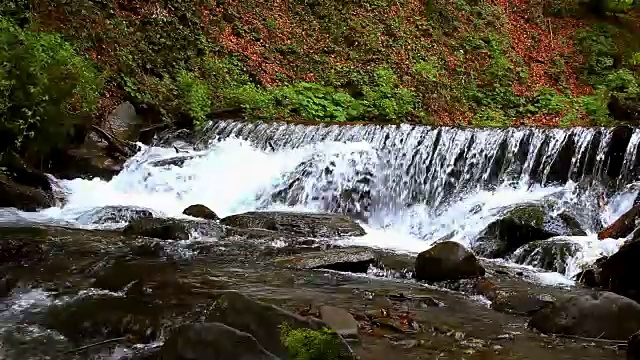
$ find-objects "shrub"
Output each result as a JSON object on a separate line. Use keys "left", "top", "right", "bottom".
{"left": 280, "top": 322, "right": 342, "bottom": 360}
{"left": 176, "top": 70, "right": 211, "bottom": 124}
{"left": 0, "top": 16, "right": 101, "bottom": 157}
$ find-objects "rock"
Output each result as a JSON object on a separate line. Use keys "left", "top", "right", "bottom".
{"left": 414, "top": 241, "right": 485, "bottom": 282}
{"left": 598, "top": 204, "right": 640, "bottom": 240}
{"left": 159, "top": 322, "right": 279, "bottom": 360}
{"left": 374, "top": 252, "right": 416, "bottom": 279}
{"left": 472, "top": 204, "right": 586, "bottom": 258}
{"left": 148, "top": 154, "right": 202, "bottom": 168}
{"left": 0, "top": 175, "right": 54, "bottom": 211}
{"left": 123, "top": 218, "right": 223, "bottom": 241}
{"left": 206, "top": 291, "right": 353, "bottom": 359}
{"left": 76, "top": 206, "right": 154, "bottom": 225}
{"left": 0, "top": 275, "right": 18, "bottom": 297}
{"left": 529, "top": 291, "right": 640, "bottom": 340}
{"left": 91, "top": 259, "right": 178, "bottom": 292}
{"left": 104, "top": 102, "right": 143, "bottom": 142}
{"left": 182, "top": 204, "right": 219, "bottom": 221}
{"left": 51, "top": 140, "right": 125, "bottom": 180}
{"left": 593, "top": 237, "right": 640, "bottom": 302}
{"left": 43, "top": 294, "right": 164, "bottom": 343}
{"left": 220, "top": 211, "right": 366, "bottom": 238}
{"left": 491, "top": 290, "right": 553, "bottom": 315}
{"left": 275, "top": 247, "right": 376, "bottom": 273}
{"left": 511, "top": 237, "right": 582, "bottom": 274}
{"left": 628, "top": 331, "right": 640, "bottom": 360}
{"left": 0, "top": 227, "right": 47, "bottom": 264}
{"left": 319, "top": 306, "right": 359, "bottom": 339}
{"left": 123, "top": 218, "right": 191, "bottom": 240}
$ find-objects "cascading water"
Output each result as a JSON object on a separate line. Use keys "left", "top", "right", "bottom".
{"left": 4, "top": 121, "right": 640, "bottom": 284}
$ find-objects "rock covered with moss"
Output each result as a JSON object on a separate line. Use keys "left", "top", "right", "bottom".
{"left": 472, "top": 204, "right": 586, "bottom": 258}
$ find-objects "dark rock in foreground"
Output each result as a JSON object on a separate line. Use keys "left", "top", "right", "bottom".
{"left": 206, "top": 291, "right": 354, "bottom": 359}
{"left": 473, "top": 204, "right": 586, "bottom": 258}
{"left": 598, "top": 204, "right": 640, "bottom": 240}
{"left": 43, "top": 294, "right": 163, "bottom": 343}
{"left": 319, "top": 305, "right": 359, "bottom": 340}
{"left": 529, "top": 291, "right": 640, "bottom": 340}
{"left": 414, "top": 241, "right": 485, "bottom": 282}
{"left": 511, "top": 237, "right": 582, "bottom": 274}
{"left": 220, "top": 211, "right": 366, "bottom": 238}
{"left": 590, "top": 236, "right": 640, "bottom": 303}
{"left": 160, "top": 322, "right": 280, "bottom": 360}
{"left": 275, "top": 247, "right": 376, "bottom": 273}
{"left": 182, "top": 204, "right": 219, "bottom": 221}
{"left": 0, "top": 175, "right": 53, "bottom": 211}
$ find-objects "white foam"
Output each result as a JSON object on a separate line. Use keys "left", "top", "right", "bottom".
{"left": 3, "top": 137, "right": 637, "bottom": 287}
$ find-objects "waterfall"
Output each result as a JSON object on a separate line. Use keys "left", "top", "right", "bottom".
{"left": 5, "top": 120, "right": 639, "bottom": 284}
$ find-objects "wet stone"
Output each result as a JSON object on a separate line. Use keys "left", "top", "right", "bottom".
{"left": 220, "top": 211, "right": 366, "bottom": 238}
{"left": 182, "top": 204, "right": 219, "bottom": 221}
{"left": 414, "top": 241, "right": 485, "bottom": 282}
{"left": 319, "top": 305, "right": 360, "bottom": 339}
{"left": 274, "top": 247, "right": 376, "bottom": 273}
{"left": 43, "top": 294, "right": 165, "bottom": 343}
{"left": 159, "top": 322, "right": 279, "bottom": 360}
{"left": 76, "top": 206, "right": 154, "bottom": 225}
{"left": 529, "top": 291, "right": 640, "bottom": 340}
{"left": 511, "top": 237, "right": 582, "bottom": 274}
{"left": 205, "top": 290, "right": 354, "bottom": 359}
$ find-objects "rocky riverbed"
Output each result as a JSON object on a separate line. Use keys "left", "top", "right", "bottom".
{"left": 0, "top": 207, "right": 637, "bottom": 360}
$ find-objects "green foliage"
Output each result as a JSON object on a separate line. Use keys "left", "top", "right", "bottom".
{"left": 176, "top": 70, "right": 211, "bottom": 123}
{"left": 470, "top": 108, "right": 510, "bottom": 127}
{"left": 280, "top": 322, "right": 342, "bottom": 360}
{"left": 0, "top": 16, "right": 101, "bottom": 155}
{"left": 277, "top": 83, "right": 361, "bottom": 122}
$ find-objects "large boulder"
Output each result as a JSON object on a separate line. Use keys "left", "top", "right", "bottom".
{"left": 159, "top": 323, "right": 279, "bottom": 360}
{"left": 529, "top": 291, "right": 640, "bottom": 340}
{"left": 598, "top": 204, "right": 640, "bottom": 240}
{"left": 591, "top": 236, "right": 640, "bottom": 302}
{"left": 472, "top": 204, "right": 586, "bottom": 258}
{"left": 414, "top": 241, "right": 485, "bottom": 282}
{"left": 220, "top": 211, "right": 366, "bottom": 238}
{"left": 511, "top": 237, "right": 582, "bottom": 274}
{"left": 103, "top": 101, "right": 144, "bottom": 142}
{"left": 0, "top": 175, "right": 54, "bottom": 211}
{"left": 182, "top": 204, "right": 219, "bottom": 221}
{"left": 205, "top": 291, "right": 353, "bottom": 359}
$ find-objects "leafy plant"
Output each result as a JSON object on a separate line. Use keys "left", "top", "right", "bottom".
{"left": 0, "top": 16, "right": 101, "bottom": 157}
{"left": 280, "top": 322, "right": 342, "bottom": 360}
{"left": 176, "top": 70, "right": 211, "bottom": 124}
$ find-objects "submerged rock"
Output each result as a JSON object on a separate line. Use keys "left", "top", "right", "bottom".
{"left": 511, "top": 237, "right": 582, "bottom": 274}
{"left": 182, "top": 204, "right": 219, "bottom": 221}
{"left": 529, "top": 291, "right": 640, "bottom": 340}
{"left": 43, "top": 294, "right": 164, "bottom": 343}
{"left": 0, "top": 175, "right": 53, "bottom": 211}
{"left": 123, "top": 218, "right": 223, "bottom": 241}
{"left": 319, "top": 305, "right": 359, "bottom": 340}
{"left": 275, "top": 247, "right": 376, "bottom": 273}
{"left": 598, "top": 204, "right": 640, "bottom": 240}
{"left": 0, "top": 227, "right": 48, "bottom": 264}
{"left": 160, "top": 322, "right": 279, "bottom": 360}
{"left": 414, "top": 241, "right": 485, "bottom": 282}
{"left": 473, "top": 204, "right": 586, "bottom": 258}
{"left": 206, "top": 291, "right": 353, "bottom": 359}
{"left": 491, "top": 290, "right": 553, "bottom": 315}
{"left": 76, "top": 205, "right": 154, "bottom": 225}
{"left": 220, "top": 211, "right": 366, "bottom": 238}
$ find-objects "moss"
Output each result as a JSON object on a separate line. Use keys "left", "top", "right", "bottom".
{"left": 280, "top": 322, "right": 342, "bottom": 360}
{"left": 508, "top": 205, "right": 547, "bottom": 228}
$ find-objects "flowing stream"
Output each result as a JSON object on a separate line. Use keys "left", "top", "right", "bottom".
{"left": 3, "top": 121, "right": 640, "bottom": 284}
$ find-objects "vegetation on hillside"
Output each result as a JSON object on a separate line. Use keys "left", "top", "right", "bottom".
{"left": 0, "top": 0, "right": 639, "bottom": 170}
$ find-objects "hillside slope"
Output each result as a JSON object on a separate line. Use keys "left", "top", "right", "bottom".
{"left": 2, "top": 0, "right": 640, "bottom": 131}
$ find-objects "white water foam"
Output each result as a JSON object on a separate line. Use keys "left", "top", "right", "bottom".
{"left": 2, "top": 137, "right": 638, "bottom": 286}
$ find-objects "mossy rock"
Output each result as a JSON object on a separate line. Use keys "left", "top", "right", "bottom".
{"left": 472, "top": 204, "right": 586, "bottom": 258}
{"left": 511, "top": 237, "right": 583, "bottom": 274}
